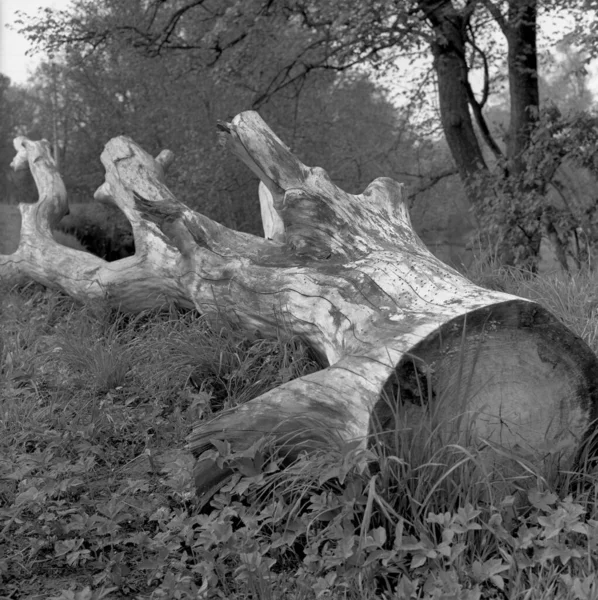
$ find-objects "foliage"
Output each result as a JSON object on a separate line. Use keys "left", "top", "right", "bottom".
{"left": 2, "top": 273, "right": 598, "bottom": 598}
{"left": 55, "top": 203, "right": 135, "bottom": 261}
{"left": 53, "top": 229, "right": 89, "bottom": 253}
{"left": 0, "top": 75, "right": 15, "bottom": 201}
{"left": 476, "top": 107, "right": 598, "bottom": 269}
{"left": 541, "top": 41, "right": 595, "bottom": 113}
{"left": 0, "top": 75, "right": 40, "bottom": 204}
{"left": 467, "top": 261, "right": 598, "bottom": 354}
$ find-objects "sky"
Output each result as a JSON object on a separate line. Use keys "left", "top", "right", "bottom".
{"left": 0, "top": 0, "right": 70, "bottom": 84}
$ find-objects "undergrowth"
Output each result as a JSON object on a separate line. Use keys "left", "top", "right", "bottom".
{"left": 1, "top": 269, "right": 598, "bottom": 599}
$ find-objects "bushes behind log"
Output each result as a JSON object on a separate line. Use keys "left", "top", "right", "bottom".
{"left": 55, "top": 203, "right": 134, "bottom": 261}
{"left": 53, "top": 230, "right": 88, "bottom": 253}
{"left": 0, "top": 204, "right": 20, "bottom": 255}
{"left": 0, "top": 202, "right": 133, "bottom": 260}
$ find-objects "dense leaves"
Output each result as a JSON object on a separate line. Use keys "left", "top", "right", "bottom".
{"left": 477, "top": 106, "right": 598, "bottom": 269}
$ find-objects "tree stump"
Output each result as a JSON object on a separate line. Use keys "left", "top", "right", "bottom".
{"left": 2, "top": 112, "right": 597, "bottom": 501}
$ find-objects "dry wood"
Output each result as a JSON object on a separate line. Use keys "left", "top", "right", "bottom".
{"left": 2, "top": 112, "right": 597, "bottom": 501}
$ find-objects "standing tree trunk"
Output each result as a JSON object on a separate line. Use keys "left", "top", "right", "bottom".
{"left": 2, "top": 112, "right": 598, "bottom": 502}
{"left": 506, "top": 0, "right": 539, "bottom": 177}
{"left": 505, "top": 0, "right": 546, "bottom": 264}
{"left": 418, "top": 0, "right": 548, "bottom": 266}
{"left": 419, "top": 0, "right": 488, "bottom": 185}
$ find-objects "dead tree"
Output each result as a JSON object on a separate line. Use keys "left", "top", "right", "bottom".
{"left": 2, "top": 111, "right": 597, "bottom": 500}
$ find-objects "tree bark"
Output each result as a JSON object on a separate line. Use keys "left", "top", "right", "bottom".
{"left": 2, "top": 112, "right": 598, "bottom": 502}
{"left": 417, "top": 0, "right": 547, "bottom": 267}
{"left": 506, "top": 0, "right": 539, "bottom": 176}
{"left": 419, "top": 0, "right": 488, "bottom": 184}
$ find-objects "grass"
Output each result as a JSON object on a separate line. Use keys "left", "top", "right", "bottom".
{"left": 1, "top": 266, "right": 598, "bottom": 599}
{"left": 0, "top": 204, "right": 89, "bottom": 256}
{"left": 467, "top": 261, "right": 598, "bottom": 354}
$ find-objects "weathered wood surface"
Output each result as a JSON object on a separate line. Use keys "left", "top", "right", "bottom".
{"left": 2, "top": 112, "right": 598, "bottom": 500}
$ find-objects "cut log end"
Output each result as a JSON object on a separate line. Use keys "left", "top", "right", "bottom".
{"left": 374, "top": 300, "right": 598, "bottom": 471}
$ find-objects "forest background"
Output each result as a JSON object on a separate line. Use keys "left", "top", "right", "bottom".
{"left": 2, "top": 0, "right": 598, "bottom": 272}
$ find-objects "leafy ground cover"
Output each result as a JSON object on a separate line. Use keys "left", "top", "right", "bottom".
{"left": 1, "top": 267, "right": 598, "bottom": 599}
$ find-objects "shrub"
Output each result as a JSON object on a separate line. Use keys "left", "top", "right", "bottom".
{"left": 52, "top": 229, "right": 88, "bottom": 253}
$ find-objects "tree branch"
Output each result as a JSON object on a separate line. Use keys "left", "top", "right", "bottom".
{"left": 406, "top": 167, "right": 459, "bottom": 204}
{"left": 480, "top": 0, "right": 508, "bottom": 34}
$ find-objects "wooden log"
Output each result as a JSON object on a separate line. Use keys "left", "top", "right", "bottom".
{"left": 2, "top": 112, "right": 597, "bottom": 502}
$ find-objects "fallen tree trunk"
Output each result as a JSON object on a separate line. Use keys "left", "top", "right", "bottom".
{"left": 2, "top": 112, "right": 598, "bottom": 501}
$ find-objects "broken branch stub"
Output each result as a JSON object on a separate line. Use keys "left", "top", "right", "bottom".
{"left": 2, "top": 111, "right": 598, "bottom": 502}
